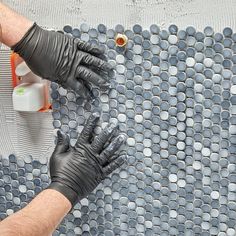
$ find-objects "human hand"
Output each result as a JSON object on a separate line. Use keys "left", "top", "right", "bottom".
{"left": 11, "top": 23, "right": 113, "bottom": 98}
{"left": 48, "top": 112, "right": 127, "bottom": 206}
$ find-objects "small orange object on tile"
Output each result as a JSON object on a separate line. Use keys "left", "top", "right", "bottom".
{"left": 115, "top": 33, "right": 128, "bottom": 47}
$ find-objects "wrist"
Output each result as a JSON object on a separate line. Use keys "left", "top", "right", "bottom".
{"left": 9, "top": 21, "right": 34, "bottom": 47}
{"left": 48, "top": 182, "right": 78, "bottom": 208}
{"left": 11, "top": 22, "right": 37, "bottom": 51}
{"left": 0, "top": 3, "right": 34, "bottom": 47}
{"left": 43, "top": 189, "right": 72, "bottom": 211}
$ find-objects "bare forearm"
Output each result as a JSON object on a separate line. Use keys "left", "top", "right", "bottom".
{"left": 0, "top": 189, "right": 71, "bottom": 236}
{"left": 0, "top": 2, "right": 33, "bottom": 47}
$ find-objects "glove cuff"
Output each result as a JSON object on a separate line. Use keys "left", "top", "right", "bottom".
{"left": 48, "top": 182, "right": 78, "bottom": 207}
{"left": 11, "top": 22, "right": 38, "bottom": 52}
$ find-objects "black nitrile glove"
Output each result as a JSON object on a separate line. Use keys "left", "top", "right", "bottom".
{"left": 48, "top": 112, "right": 127, "bottom": 206}
{"left": 11, "top": 23, "right": 113, "bottom": 98}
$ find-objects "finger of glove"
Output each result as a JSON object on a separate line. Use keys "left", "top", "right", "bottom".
{"left": 97, "top": 53, "right": 107, "bottom": 61}
{"left": 54, "top": 130, "right": 70, "bottom": 155}
{"left": 99, "top": 134, "right": 126, "bottom": 165}
{"left": 103, "top": 155, "right": 126, "bottom": 176}
{"left": 109, "top": 153, "right": 127, "bottom": 164}
{"left": 76, "top": 66, "right": 108, "bottom": 87}
{"left": 73, "top": 78, "right": 95, "bottom": 101}
{"left": 65, "top": 76, "right": 89, "bottom": 98}
{"left": 91, "top": 123, "right": 118, "bottom": 153}
{"left": 81, "top": 52, "right": 113, "bottom": 72}
{"left": 76, "top": 39, "right": 105, "bottom": 55}
{"left": 103, "top": 127, "right": 120, "bottom": 150}
{"left": 77, "top": 112, "right": 100, "bottom": 143}
{"left": 85, "top": 66, "right": 111, "bottom": 91}
{"left": 89, "top": 64, "right": 110, "bottom": 78}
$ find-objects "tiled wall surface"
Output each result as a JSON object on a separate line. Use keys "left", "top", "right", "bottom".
{"left": 2, "top": 23, "right": 236, "bottom": 235}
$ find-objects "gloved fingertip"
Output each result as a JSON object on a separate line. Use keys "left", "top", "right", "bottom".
{"left": 57, "top": 130, "right": 62, "bottom": 137}
{"left": 91, "top": 111, "right": 101, "bottom": 119}
{"left": 111, "top": 134, "right": 127, "bottom": 147}
{"left": 98, "top": 79, "right": 106, "bottom": 85}
{"left": 75, "top": 88, "right": 86, "bottom": 98}
{"left": 122, "top": 154, "right": 128, "bottom": 162}
{"left": 106, "top": 122, "right": 117, "bottom": 133}
{"left": 79, "top": 80, "right": 95, "bottom": 102}
{"left": 56, "top": 130, "right": 64, "bottom": 142}
{"left": 73, "top": 80, "right": 87, "bottom": 97}
{"left": 87, "top": 93, "right": 95, "bottom": 103}
{"left": 55, "top": 131, "right": 69, "bottom": 153}
{"left": 65, "top": 134, "right": 70, "bottom": 145}
{"left": 100, "top": 83, "right": 111, "bottom": 90}
{"left": 122, "top": 157, "right": 128, "bottom": 166}
{"left": 105, "top": 62, "right": 114, "bottom": 71}
{"left": 81, "top": 88, "right": 94, "bottom": 101}
{"left": 118, "top": 133, "right": 127, "bottom": 143}
{"left": 75, "top": 82, "right": 83, "bottom": 91}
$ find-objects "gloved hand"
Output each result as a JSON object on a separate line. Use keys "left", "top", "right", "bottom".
{"left": 48, "top": 112, "right": 127, "bottom": 206}
{"left": 11, "top": 23, "right": 113, "bottom": 98}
